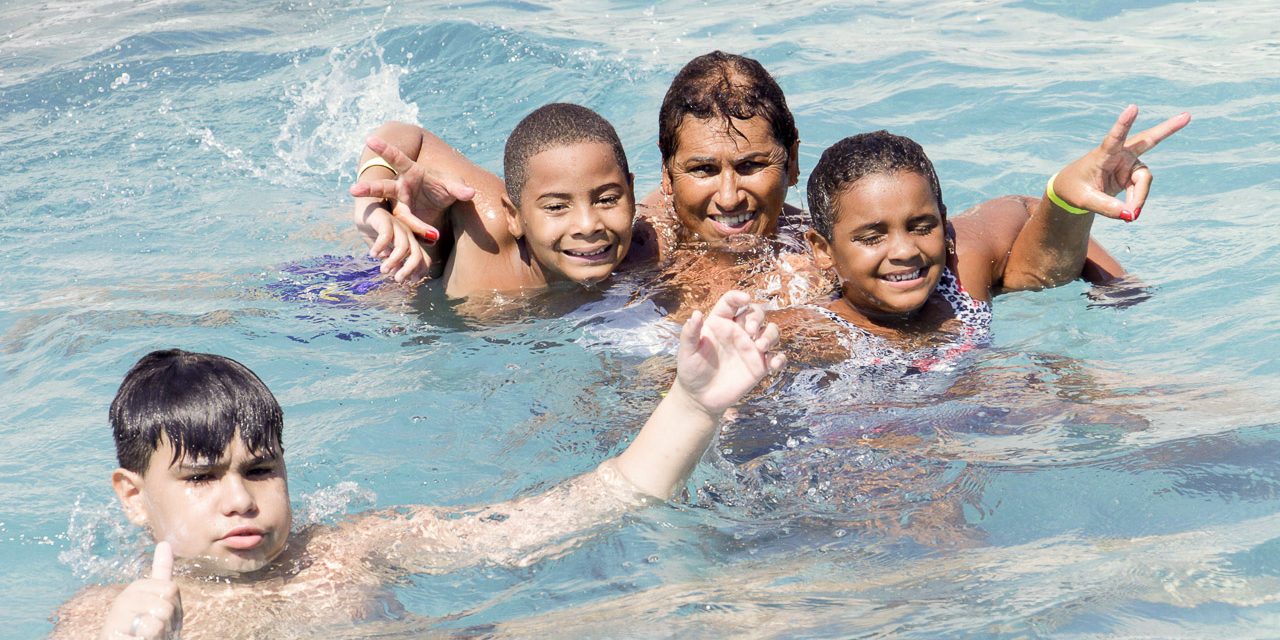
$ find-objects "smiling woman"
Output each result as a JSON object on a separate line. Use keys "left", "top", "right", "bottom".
{"left": 648, "top": 50, "right": 801, "bottom": 245}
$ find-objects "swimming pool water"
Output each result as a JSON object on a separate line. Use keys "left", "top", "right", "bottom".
{"left": 3, "top": 1, "right": 1279, "bottom": 637}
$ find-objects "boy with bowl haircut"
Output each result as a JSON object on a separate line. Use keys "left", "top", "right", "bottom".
{"left": 51, "top": 291, "right": 784, "bottom": 639}
{"left": 353, "top": 102, "right": 658, "bottom": 297}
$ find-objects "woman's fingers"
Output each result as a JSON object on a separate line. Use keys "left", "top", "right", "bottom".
{"left": 382, "top": 221, "right": 411, "bottom": 275}
{"left": 368, "top": 216, "right": 394, "bottom": 259}
{"left": 392, "top": 201, "right": 439, "bottom": 244}
{"left": 1099, "top": 104, "right": 1139, "bottom": 155}
{"left": 349, "top": 177, "right": 399, "bottom": 199}
{"left": 1122, "top": 164, "right": 1153, "bottom": 219}
{"left": 394, "top": 236, "right": 429, "bottom": 283}
{"left": 1124, "top": 112, "right": 1192, "bottom": 157}
{"left": 365, "top": 136, "right": 416, "bottom": 175}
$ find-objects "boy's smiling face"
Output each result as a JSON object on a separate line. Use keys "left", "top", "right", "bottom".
{"left": 114, "top": 432, "right": 292, "bottom": 575}
{"left": 508, "top": 141, "right": 634, "bottom": 286}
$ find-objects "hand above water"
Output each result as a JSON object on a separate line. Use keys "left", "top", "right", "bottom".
{"left": 1051, "top": 105, "right": 1191, "bottom": 221}
{"left": 350, "top": 135, "right": 476, "bottom": 242}
{"left": 98, "top": 542, "right": 182, "bottom": 640}
{"left": 675, "top": 290, "right": 786, "bottom": 415}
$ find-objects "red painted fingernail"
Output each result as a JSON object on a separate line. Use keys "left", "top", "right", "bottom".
{"left": 421, "top": 227, "right": 440, "bottom": 244}
{"left": 1134, "top": 206, "right": 1142, "bottom": 220}
{"left": 1120, "top": 210, "right": 1135, "bottom": 223}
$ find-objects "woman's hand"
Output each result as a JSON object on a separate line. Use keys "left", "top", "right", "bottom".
{"left": 1051, "top": 105, "right": 1191, "bottom": 221}
{"left": 349, "top": 135, "right": 476, "bottom": 239}
{"left": 358, "top": 207, "right": 432, "bottom": 283}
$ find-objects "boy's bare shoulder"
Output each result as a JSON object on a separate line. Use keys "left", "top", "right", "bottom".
{"left": 49, "top": 583, "right": 124, "bottom": 638}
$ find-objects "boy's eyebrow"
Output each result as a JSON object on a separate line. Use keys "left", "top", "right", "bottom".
{"left": 534, "top": 191, "right": 573, "bottom": 201}
{"left": 176, "top": 459, "right": 222, "bottom": 472}
{"left": 533, "top": 182, "right": 626, "bottom": 201}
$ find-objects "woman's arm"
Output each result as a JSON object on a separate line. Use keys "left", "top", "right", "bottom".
{"left": 349, "top": 122, "right": 514, "bottom": 286}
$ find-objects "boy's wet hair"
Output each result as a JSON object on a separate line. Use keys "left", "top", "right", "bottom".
{"left": 110, "top": 349, "right": 284, "bottom": 474}
{"left": 503, "top": 103, "right": 629, "bottom": 207}
{"left": 807, "top": 130, "right": 947, "bottom": 241}
{"left": 658, "top": 51, "right": 798, "bottom": 166}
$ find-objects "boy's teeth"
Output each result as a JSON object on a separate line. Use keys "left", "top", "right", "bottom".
{"left": 566, "top": 245, "right": 609, "bottom": 257}
{"left": 716, "top": 212, "right": 754, "bottom": 227}
{"left": 884, "top": 269, "right": 922, "bottom": 282}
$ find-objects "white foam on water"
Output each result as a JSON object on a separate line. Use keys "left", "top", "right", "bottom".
{"left": 274, "top": 13, "right": 420, "bottom": 181}
{"left": 294, "top": 481, "right": 378, "bottom": 528}
{"left": 57, "top": 496, "right": 149, "bottom": 583}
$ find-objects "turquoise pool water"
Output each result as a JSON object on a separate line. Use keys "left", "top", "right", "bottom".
{"left": 3, "top": 1, "right": 1279, "bottom": 637}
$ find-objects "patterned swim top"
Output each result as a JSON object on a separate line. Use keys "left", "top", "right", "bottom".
{"left": 813, "top": 266, "right": 992, "bottom": 375}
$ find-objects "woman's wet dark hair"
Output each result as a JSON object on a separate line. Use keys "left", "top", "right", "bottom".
{"left": 807, "top": 130, "right": 947, "bottom": 241}
{"left": 110, "top": 349, "right": 284, "bottom": 474}
{"left": 658, "top": 51, "right": 798, "bottom": 165}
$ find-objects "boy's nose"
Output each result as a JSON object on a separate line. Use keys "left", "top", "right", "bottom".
{"left": 219, "top": 474, "right": 257, "bottom": 516}
{"left": 572, "top": 204, "right": 605, "bottom": 235}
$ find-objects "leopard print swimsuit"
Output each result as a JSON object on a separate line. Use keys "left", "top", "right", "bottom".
{"left": 813, "top": 266, "right": 992, "bottom": 374}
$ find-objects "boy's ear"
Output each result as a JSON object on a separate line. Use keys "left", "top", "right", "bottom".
{"left": 502, "top": 194, "right": 524, "bottom": 239}
{"left": 787, "top": 140, "right": 801, "bottom": 187}
{"left": 111, "top": 468, "right": 149, "bottom": 527}
{"left": 805, "top": 229, "right": 835, "bottom": 271}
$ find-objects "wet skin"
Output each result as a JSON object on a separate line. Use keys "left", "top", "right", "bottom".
{"left": 807, "top": 170, "right": 947, "bottom": 324}
{"left": 661, "top": 115, "right": 799, "bottom": 243}
{"left": 113, "top": 434, "right": 292, "bottom": 575}
{"left": 508, "top": 141, "right": 636, "bottom": 286}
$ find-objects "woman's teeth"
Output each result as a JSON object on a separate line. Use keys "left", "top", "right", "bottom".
{"left": 715, "top": 212, "right": 755, "bottom": 227}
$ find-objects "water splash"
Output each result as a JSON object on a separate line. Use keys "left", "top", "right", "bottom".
{"left": 274, "top": 11, "right": 420, "bottom": 181}
{"left": 294, "top": 482, "right": 377, "bottom": 528}
{"left": 57, "top": 496, "right": 149, "bottom": 583}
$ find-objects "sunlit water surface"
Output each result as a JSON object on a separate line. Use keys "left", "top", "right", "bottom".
{"left": 2, "top": 1, "right": 1279, "bottom": 637}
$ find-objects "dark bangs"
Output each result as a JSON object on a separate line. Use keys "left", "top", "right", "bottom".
{"left": 110, "top": 350, "right": 283, "bottom": 473}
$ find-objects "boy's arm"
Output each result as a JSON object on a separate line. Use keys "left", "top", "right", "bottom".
{"left": 993, "top": 106, "right": 1190, "bottom": 293}
{"left": 349, "top": 291, "right": 784, "bottom": 572}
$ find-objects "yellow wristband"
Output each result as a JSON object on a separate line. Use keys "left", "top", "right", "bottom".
{"left": 1046, "top": 172, "right": 1090, "bottom": 215}
{"left": 357, "top": 157, "right": 398, "bottom": 178}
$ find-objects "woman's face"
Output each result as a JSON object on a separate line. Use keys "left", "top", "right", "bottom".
{"left": 662, "top": 115, "right": 798, "bottom": 242}
{"left": 807, "top": 170, "right": 946, "bottom": 319}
